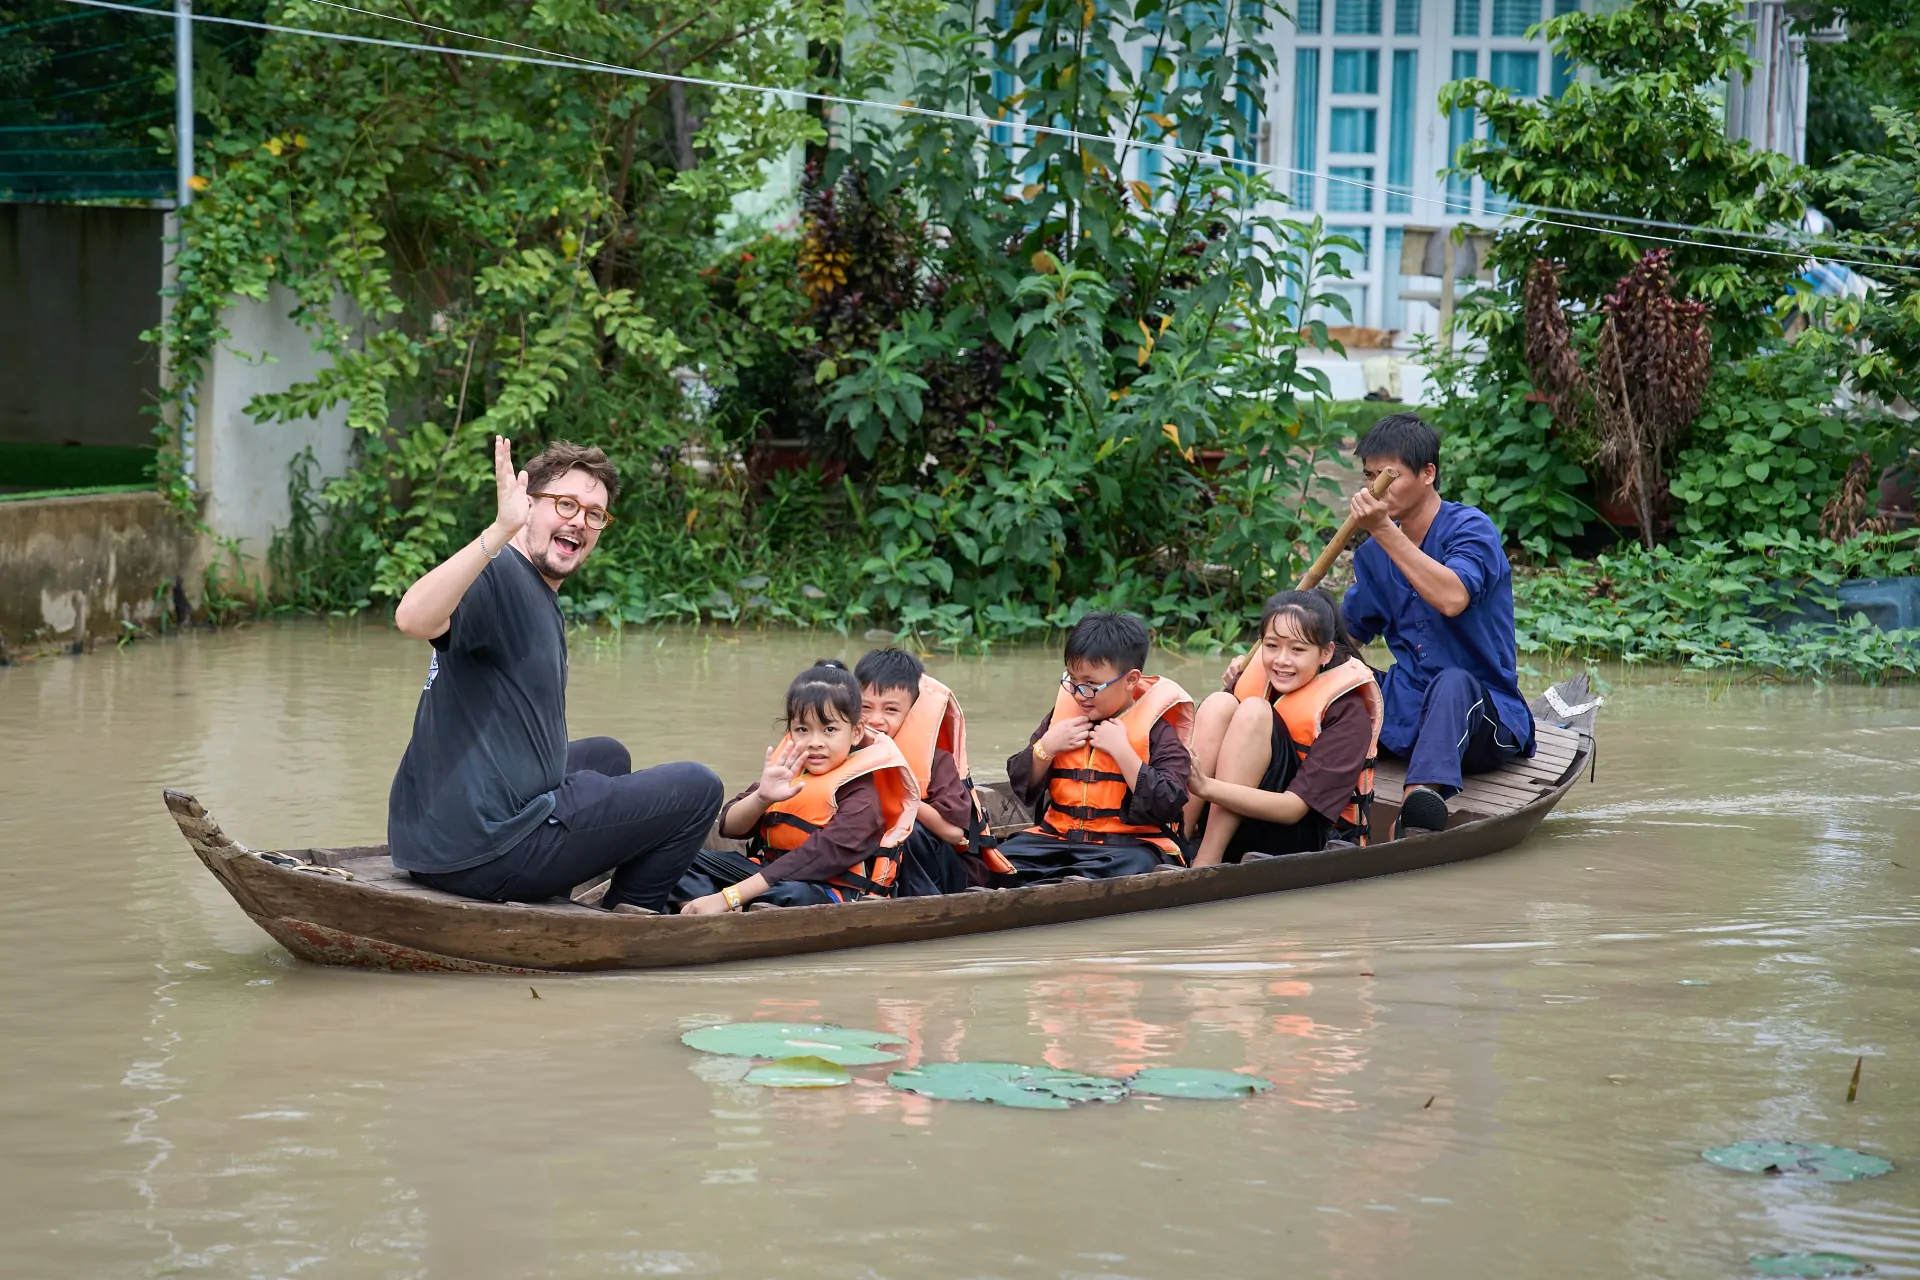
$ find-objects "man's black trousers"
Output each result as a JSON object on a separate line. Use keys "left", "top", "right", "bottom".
{"left": 414, "top": 738, "right": 722, "bottom": 912}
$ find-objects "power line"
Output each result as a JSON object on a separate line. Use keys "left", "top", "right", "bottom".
{"left": 54, "top": 0, "right": 1920, "bottom": 275}
{"left": 289, "top": 0, "right": 1918, "bottom": 266}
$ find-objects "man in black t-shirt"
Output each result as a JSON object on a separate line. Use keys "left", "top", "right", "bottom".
{"left": 387, "top": 436, "right": 721, "bottom": 912}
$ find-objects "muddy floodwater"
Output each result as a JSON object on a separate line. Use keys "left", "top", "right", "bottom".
{"left": 2, "top": 621, "right": 1917, "bottom": 1279}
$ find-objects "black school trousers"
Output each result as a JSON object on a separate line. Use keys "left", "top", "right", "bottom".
{"left": 994, "top": 829, "right": 1166, "bottom": 885}
{"left": 414, "top": 738, "right": 723, "bottom": 912}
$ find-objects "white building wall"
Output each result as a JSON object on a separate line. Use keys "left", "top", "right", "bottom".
{"left": 193, "top": 283, "right": 359, "bottom": 580}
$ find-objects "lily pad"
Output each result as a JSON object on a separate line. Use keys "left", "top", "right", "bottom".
{"left": 680, "top": 1022, "right": 906, "bottom": 1066}
{"left": 1749, "top": 1253, "right": 1874, "bottom": 1277}
{"left": 888, "top": 1061, "right": 1131, "bottom": 1110}
{"left": 743, "top": 1056, "right": 852, "bottom": 1088}
{"left": 1703, "top": 1142, "right": 1894, "bottom": 1182}
{"left": 1126, "top": 1067, "right": 1275, "bottom": 1099}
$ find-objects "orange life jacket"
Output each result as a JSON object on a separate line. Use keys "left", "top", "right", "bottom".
{"left": 891, "top": 675, "right": 1015, "bottom": 877}
{"left": 1033, "top": 675, "right": 1195, "bottom": 861}
{"left": 752, "top": 734, "right": 921, "bottom": 897}
{"left": 1233, "top": 652, "right": 1382, "bottom": 845}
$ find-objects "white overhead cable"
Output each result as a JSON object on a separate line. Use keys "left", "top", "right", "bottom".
{"left": 62, "top": 0, "right": 1917, "bottom": 275}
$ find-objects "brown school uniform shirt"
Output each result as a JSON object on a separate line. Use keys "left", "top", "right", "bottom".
{"left": 719, "top": 774, "right": 884, "bottom": 886}
{"left": 1282, "top": 689, "right": 1373, "bottom": 822}
{"left": 1006, "top": 713, "right": 1191, "bottom": 829}
{"left": 924, "top": 747, "right": 973, "bottom": 832}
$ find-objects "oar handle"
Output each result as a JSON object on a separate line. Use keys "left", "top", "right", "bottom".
{"left": 1295, "top": 467, "right": 1397, "bottom": 590}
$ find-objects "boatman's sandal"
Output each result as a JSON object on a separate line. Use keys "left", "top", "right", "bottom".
{"left": 1395, "top": 786, "right": 1449, "bottom": 838}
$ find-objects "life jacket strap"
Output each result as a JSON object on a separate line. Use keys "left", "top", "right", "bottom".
{"left": 1050, "top": 767, "right": 1130, "bottom": 785}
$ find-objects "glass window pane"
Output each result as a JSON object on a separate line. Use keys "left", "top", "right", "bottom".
{"left": 1327, "top": 165, "right": 1374, "bottom": 211}
{"left": 1295, "top": 0, "right": 1323, "bottom": 31}
{"left": 1332, "top": 49, "right": 1380, "bottom": 93}
{"left": 1446, "top": 49, "right": 1476, "bottom": 212}
{"left": 1384, "top": 226, "right": 1406, "bottom": 330}
{"left": 1387, "top": 49, "right": 1416, "bottom": 211}
{"left": 1395, "top": 0, "right": 1421, "bottom": 34}
{"left": 1319, "top": 282, "right": 1368, "bottom": 325}
{"left": 1491, "top": 0, "right": 1540, "bottom": 36}
{"left": 1335, "top": 0, "right": 1382, "bottom": 34}
{"left": 1551, "top": 52, "right": 1575, "bottom": 95}
{"left": 1552, "top": 0, "right": 1578, "bottom": 13}
{"left": 1327, "top": 224, "right": 1372, "bottom": 272}
{"left": 1330, "top": 107, "right": 1377, "bottom": 152}
{"left": 1453, "top": 0, "right": 1480, "bottom": 37}
{"left": 1489, "top": 49, "right": 1538, "bottom": 94}
{"left": 1292, "top": 48, "right": 1320, "bottom": 208}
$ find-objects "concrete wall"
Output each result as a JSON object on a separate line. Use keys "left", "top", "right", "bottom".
{"left": 0, "top": 204, "right": 164, "bottom": 449}
{"left": 193, "top": 284, "right": 360, "bottom": 579}
{"left": 0, "top": 490, "right": 203, "bottom": 659}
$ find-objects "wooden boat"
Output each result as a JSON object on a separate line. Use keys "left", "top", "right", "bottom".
{"left": 163, "top": 676, "right": 1599, "bottom": 973}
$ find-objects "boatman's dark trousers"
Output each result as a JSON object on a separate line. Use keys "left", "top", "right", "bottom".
{"left": 414, "top": 738, "right": 722, "bottom": 912}
{"left": 1398, "top": 669, "right": 1527, "bottom": 797}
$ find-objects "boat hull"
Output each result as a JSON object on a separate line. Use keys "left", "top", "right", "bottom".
{"left": 163, "top": 744, "right": 1587, "bottom": 972}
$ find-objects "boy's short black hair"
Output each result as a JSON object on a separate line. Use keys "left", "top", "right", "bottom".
{"left": 855, "top": 647, "right": 924, "bottom": 698}
{"left": 1064, "top": 611, "right": 1151, "bottom": 674}
{"left": 1355, "top": 412, "right": 1441, "bottom": 477}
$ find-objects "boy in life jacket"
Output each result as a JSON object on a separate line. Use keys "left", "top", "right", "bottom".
{"left": 674, "top": 660, "right": 919, "bottom": 913}
{"left": 999, "top": 611, "right": 1195, "bottom": 885}
{"left": 1183, "top": 589, "right": 1382, "bottom": 863}
{"left": 855, "top": 647, "right": 1015, "bottom": 892}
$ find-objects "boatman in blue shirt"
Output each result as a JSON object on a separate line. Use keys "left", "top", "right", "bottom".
{"left": 1339, "top": 413, "right": 1535, "bottom": 835}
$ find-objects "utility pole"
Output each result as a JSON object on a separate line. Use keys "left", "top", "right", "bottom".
{"left": 175, "top": 0, "right": 192, "bottom": 209}
{"left": 173, "top": 0, "right": 196, "bottom": 479}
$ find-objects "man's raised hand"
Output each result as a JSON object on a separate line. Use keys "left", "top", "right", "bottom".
{"left": 494, "top": 435, "right": 532, "bottom": 540}
{"left": 1350, "top": 482, "right": 1392, "bottom": 535}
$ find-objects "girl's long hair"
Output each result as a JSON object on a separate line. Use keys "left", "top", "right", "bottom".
{"left": 785, "top": 659, "right": 861, "bottom": 729}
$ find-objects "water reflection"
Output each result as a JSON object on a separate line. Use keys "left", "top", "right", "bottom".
{"left": 1, "top": 622, "right": 1916, "bottom": 1278}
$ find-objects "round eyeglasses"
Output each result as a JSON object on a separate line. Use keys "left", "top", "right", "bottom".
{"left": 529, "top": 491, "right": 614, "bottom": 530}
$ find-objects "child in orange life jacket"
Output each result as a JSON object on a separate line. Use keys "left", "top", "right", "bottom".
{"left": 1183, "top": 589, "right": 1383, "bottom": 864}
{"left": 673, "top": 660, "right": 919, "bottom": 913}
{"left": 998, "top": 611, "right": 1196, "bottom": 885}
{"left": 855, "top": 647, "right": 1015, "bottom": 892}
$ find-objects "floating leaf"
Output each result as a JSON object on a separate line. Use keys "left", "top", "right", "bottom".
{"left": 744, "top": 1056, "right": 852, "bottom": 1088}
{"left": 681, "top": 1022, "right": 906, "bottom": 1066}
{"left": 1127, "top": 1067, "right": 1274, "bottom": 1099}
{"left": 1703, "top": 1142, "right": 1893, "bottom": 1182}
{"left": 887, "top": 1062, "right": 1129, "bottom": 1109}
{"left": 1749, "top": 1253, "right": 1874, "bottom": 1277}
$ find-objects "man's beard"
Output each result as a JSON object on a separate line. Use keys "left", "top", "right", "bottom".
{"left": 526, "top": 535, "right": 585, "bottom": 580}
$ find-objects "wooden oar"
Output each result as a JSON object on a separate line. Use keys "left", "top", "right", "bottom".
{"left": 1295, "top": 467, "right": 1397, "bottom": 590}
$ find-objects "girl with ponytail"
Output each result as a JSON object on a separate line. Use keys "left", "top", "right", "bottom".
{"left": 674, "top": 659, "right": 921, "bottom": 912}
{"left": 1182, "top": 589, "right": 1384, "bottom": 863}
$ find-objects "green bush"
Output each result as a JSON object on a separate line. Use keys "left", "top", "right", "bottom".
{"left": 1514, "top": 531, "right": 1920, "bottom": 680}
{"left": 1423, "top": 346, "right": 1591, "bottom": 556}
{"left": 1668, "top": 351, "right": 1865, "bottom": 540}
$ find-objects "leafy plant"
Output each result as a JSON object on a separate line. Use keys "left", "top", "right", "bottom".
{"left": 1443, "top": 0, "right": 1807, "bottom": 361}
{"left": 1668, "top": 349, "right": 1877, "bottom": 541}
{"left": 1512, "top": 531, "right": 1920, "bottom": 679}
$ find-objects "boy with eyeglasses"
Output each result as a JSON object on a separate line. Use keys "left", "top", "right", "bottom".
{"left": 998, "top": 612, "right": 1196, "bottom": 885}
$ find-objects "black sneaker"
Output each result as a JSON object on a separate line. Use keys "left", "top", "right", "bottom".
{"left": 1394, "top": 787, "right": 1449, "bottom": 839}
